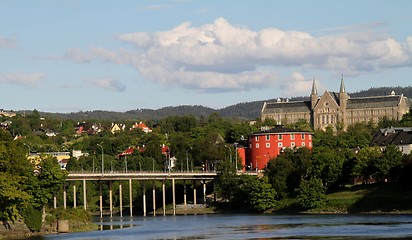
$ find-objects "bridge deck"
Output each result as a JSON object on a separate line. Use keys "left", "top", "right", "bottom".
{"left": 67, "top": 171, "right": 258, "bottom": 181}
{"left": 67, "top": 171, "right": 218, "bottom": 181}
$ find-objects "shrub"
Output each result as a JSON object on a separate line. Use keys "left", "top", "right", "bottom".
{"left": 296, "top": 178, "right": 327, "bottom": 209}
{"left": 23, "top": 206, "right": 42, "bottom": 232}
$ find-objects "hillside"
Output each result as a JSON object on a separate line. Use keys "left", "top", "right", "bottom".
{"left": 22, "top": 86, "right": 412, "bottom": 121}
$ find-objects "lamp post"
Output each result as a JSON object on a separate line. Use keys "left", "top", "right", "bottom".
{"left": 234, "top": 142, "right": 238, "bottom": 172}
{"left": 185, "top": 147, "right": 192, "bottom": 172}
{"left": 97, "top": 143, "right": 104, "bottom": 175}
{"left": 224, "top": 145, "right": 232, "bottom": 170}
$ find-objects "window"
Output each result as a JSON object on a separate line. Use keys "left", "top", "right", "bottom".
{"left": 256, "top": 143, "right": 259, "bottom": 148}
{"left": 266, "top": 135, "right": 270, "bottom": 141}
{"left": 266, "top": 143, "right": 270, "bottom": 148}
{"left": 302, "top": 142, "right": 305, "bottom": 147}
{"left": 309, "top": 135, "right": 312, "bottom": 140}
{"left": 278, "top": 134, "right": 282, "bottom": 140}
{"left": 278, "top": 142, "right": 283, "bottom": 148}
{"left": 291, "top": 142, "right": 295, "bottom": 148}
{"left": 301, "top": 134, "right": 305, "bottom": 140}
{"left": 291, "top": 134, "right": 295, "bottom": 140}
{"left": 255, "top": 136, "right": 259, "bottom": 141}
{"left": 309, "top": 142, "right": 312, "bottom": 147}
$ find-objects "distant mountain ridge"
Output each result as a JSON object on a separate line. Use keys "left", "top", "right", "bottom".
{"left": 29, "top": 86, "right": 412, "bottom": 121}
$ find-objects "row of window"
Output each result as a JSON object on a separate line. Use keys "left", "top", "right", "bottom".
{"left": 254, "top": 141, "right": 312, "bottom": 149}
{"left": 255, "top": 134, "right": 310, "bottom": 141}
{"left": 348, "top": 109, "right": 394, "bottom": 117}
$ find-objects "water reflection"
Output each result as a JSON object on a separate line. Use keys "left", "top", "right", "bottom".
{"left": 38, "top": 214, "right": 412, "bottom": 240}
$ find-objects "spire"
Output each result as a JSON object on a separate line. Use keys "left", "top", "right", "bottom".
{"left": 311, "top": 77, "right": 317, "bottom": 95}
{"left": 340, "top": 74, "right": 346, "bottom": 93}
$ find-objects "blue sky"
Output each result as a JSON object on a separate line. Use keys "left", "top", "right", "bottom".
{"left": 1, "top": 0, "right": 412, "bottom": 113}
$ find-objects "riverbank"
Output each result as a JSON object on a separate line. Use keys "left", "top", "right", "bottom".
{"left": 273, "top": 183, "right": 412, "bottom": 215}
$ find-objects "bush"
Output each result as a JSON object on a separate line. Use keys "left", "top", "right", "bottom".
{"left": 296, "top": 178, "right": 327, "bottom": 209}
{"left": 23, "top": 206, "right": 42, "bottom": 232}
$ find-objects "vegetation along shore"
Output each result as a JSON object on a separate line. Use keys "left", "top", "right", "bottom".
{"left": 1, "top": 91, "right": 412, "bottom": 237}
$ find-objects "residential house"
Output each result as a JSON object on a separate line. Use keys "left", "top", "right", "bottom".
{"left": 110, "top": 123, "right": 125, "bottom": 134}
{"left": 370, "top": 127, "right": 412, "bottom": 155}
{"left": 130, "top": 121, "right": 152, "bottom": 133}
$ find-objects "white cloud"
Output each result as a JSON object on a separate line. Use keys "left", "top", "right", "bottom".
{"left": 69, "top": 18, "right": 412, "bottom": 93}
{"left": 0, "top": 72, "right": 46, "bottom": 85}
{"left": 280, "top": 72, "right": 312, "bottom": 96}
{"left": 0, "top": 35, "right": 18, "bottom": 49}
{"left": 84, "top": 77, "right": 126, "bottom": 92}
{"left": 64, "top": 48, "right": 94, "bottom": 63}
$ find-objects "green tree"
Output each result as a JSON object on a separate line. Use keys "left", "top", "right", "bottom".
{"left": 350, "top": 147, "right": 382, "bottom": 182}
{"left": 296, "top": 178, "right": 326, "bottom": 209}
{"left": 0, "top": 173, "right": 31, "bottom": 221}
{"left": 248, "top": 176, "right": 277, "bottom": 212}
{"left": 265, "top": 154, "right": 293, "bottom": 198}
{"left": 372, "top": 144, "right": 403, "bottom": 182}
{"left": 30, "top": 157, "right": 67, "bottom": 208}
{"left": 311, "top": 146, "right": 345, "bottom": 187}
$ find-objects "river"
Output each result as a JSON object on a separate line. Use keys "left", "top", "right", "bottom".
{"left": 40, "top": 214, "right": 412, "bottom": 239}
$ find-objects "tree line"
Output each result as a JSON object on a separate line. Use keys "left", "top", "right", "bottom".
{"left": 1, "top": 109, "right": 412, "bottom": 230}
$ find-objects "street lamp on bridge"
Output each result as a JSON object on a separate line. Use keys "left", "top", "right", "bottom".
{"left": 185, "top": 147, "right": 192, "bottom": 172}
{"left": 97, "top": 143, "right": 104, "bottom": 175}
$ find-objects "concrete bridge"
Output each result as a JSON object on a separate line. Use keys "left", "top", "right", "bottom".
{"left": 60, "top": 171, "right": 257, "bottom": 218}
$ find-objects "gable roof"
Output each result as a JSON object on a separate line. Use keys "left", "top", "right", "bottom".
{"left": 263, "top": 101, "right": 311, "bottom": 114}
{"left": 347, "top": 95, "right": 402, "bottom": 109}
{"left": 370, "top": 127, "right": 412, "bottom": 146}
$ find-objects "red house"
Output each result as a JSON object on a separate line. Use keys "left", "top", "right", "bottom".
{"left": 247, "top": 125, "right": 313, "bottom": 171}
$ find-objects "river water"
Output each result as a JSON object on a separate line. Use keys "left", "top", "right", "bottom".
{"left": 42, "top": 214, "right": 412, "bottom": 239}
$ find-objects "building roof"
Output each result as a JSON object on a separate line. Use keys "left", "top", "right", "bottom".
{"left": 347, "top": 95, "right": 402, "bottom": 109}
{"left": 263, "top": 101, "right": 311, "bottom": 114}
{"left": 251, "top": 125, "right": 312, "bottom": 136}
{"left": 370, "top": 127, "right": 412, "bottom": 146}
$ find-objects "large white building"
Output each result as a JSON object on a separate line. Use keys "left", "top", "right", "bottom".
{"left": 261, "top": 78, "right": 412, "bottom": 130}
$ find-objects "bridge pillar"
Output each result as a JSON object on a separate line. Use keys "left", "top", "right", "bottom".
{"left": 109, "top": 181, "right": 113, "bottom": 218}
{"left": 203, "top": 181, "right": 206, "bottom": 204}
{"left": 129, "top": 179, "right": 133, "bottom": 217}
{"left": 129, "top": 178, "right": 133, "bottom": 217}
{"left": 193, "top": 180, "right": 197, "bottom": 206}
{"left": 162, "top": 180, "right": 166, "bottom": 216}
{"left": 63, "top": 185, "right": 67, "bottom": 209}
{"left": 119, "top": 182, "right": 123, "bottom": 217}
{"left": 99, "top": 180, "right": 103, "bottom": 218}
{"left": 83, "top": 179, "right": 87, "bottom": 210}
{"left": 53, "top": 192, "right": 57, "bottom": 209}
{"left": 152, "top": 182, "right": 156, "bottom": 216}
{"left": 172, "top": 178, "right": 176, "bottom": 215}
{"left": 143, "top": 181, "right": 146, "bottom": 217}
{"left": 73, "top": 185, "right": 77, "bottom": 208}
{"left": 184, "top": 181, "right": 187, "bottom": 209}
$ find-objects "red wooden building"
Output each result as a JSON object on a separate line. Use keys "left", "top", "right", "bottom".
{"left": 246, "top": 125, "right": 313, "bottom": 171}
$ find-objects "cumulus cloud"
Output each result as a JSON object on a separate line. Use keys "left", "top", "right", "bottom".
{"left": 70, "top": 18, "right": 412, "bottom": 94}
{"left": 0, "top": 72, "right": 46, "bottom": 85}
{"left": 85, "top": 77, "right": 126, "bottom": 92}
{"left": 0, "top": 35, "right": 18, "bottom": 49}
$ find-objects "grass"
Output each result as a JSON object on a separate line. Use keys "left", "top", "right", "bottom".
{"left": 273, "top": 183, "right": 412, "bottom": 214}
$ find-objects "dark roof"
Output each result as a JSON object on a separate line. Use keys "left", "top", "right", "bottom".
{"left": 329, "top": 92, "right": 341, "bottom": 105}
{"left": 251, "top": 125, "right": 312, "bottom": 136}
{"left": 263, "top": 101, "right": 311, "bottom": 113}
{"left": 370, "top": 127, "right": 412, "bottom": 146}
{"left": 347, "top": 95, "right": 400, "bottom": 109}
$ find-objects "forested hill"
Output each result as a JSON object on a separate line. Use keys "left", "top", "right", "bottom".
{"left": 37, "top": 86, "right": 412, "bottom": 121}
